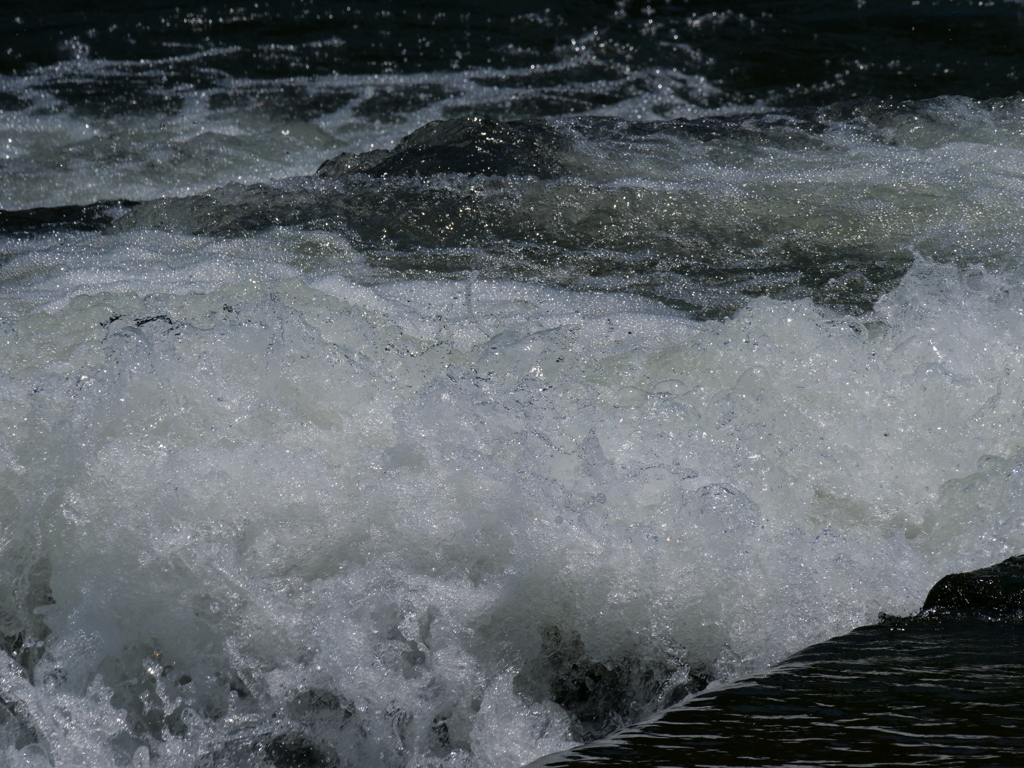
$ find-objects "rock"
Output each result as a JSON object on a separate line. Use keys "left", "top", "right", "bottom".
{"left": 316, "top": 115, "right": 567, "bottom": 180}
{"left": 314, "top": 149, "right": 392, "bottom": 178}
{"left": 918, "top": 554, "right": 1024, "bottom": 620}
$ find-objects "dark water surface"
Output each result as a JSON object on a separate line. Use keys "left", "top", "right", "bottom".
{"left": 532, "top": 557, "right": 1024, "bottom": 767}
{"left": 5, "top": 0, "right": 1024, "bottom": 105}
{"left": 537, "top": 624, "right": 1024, "bottom": 767}
{"left": 6, "top": 0, "right": 1024, "bottom": 120}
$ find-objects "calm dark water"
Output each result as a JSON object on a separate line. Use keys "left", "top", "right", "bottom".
{"left": 537, "top": 621, "right": 1024, "bottom": 768}
{"left": 5, "top": 0, "right": 1024, "bottom": 104}
{"left": 531, "top": 558, "right": 1024, "bottom": 767}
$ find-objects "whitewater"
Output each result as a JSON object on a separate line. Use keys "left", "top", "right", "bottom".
{"left": 3, "top": 2, "right": 1024, "bottom": 767}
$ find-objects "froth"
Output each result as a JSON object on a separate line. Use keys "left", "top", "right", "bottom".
{"left": 0, "top": 52, "right": 717, "bottom": 211}
{"left": 2, "top": 236, "right": 1024, "bottom": 765}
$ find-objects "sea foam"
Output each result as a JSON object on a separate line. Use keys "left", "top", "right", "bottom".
{"left": 2, "top": 226, "right": 1024, "bottom": 765}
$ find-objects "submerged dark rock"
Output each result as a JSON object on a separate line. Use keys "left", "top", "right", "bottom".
{"left": 110, "top": 111, "right": 922, "bottom": 319}
{"left": 523, "top": 626, "right": 708, "bottom": 744}
{"left": 259, "top": 732, "right": 341, "bottom": 768}
{"left": 316, "top": 115, "right": 567, "bottom": 180}
{"left": 195, "top": 729, "right": 341, "bottom": 768}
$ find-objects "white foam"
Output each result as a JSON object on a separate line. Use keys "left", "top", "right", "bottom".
{"left": 6, "top": 72, "right": 1024, "bottom": 766}
{"left": 0, "top": 49, "right": 732, "bottom": 210}
{"left": 3, "top": 226, "right": 1024, "bottom": 764}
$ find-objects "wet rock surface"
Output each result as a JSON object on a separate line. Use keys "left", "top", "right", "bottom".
{"left": 316, "top": 116, "right": 567, "bottom": 180}
{"left": 918, "top": 554, "right": 1024, "bottom": 620}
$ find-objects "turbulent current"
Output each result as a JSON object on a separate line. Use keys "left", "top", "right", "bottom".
{"left": 2, "top": 2, "right": 1024, "bottom": 767}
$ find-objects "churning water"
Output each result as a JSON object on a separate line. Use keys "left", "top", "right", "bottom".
{"left": 2, "top": 2, "right": 1024, "bottom": 766}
